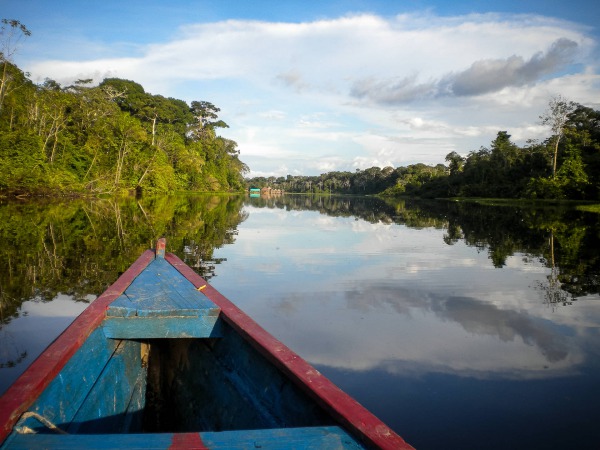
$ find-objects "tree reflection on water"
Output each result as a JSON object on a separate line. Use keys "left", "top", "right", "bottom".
{"left": 0, "top": 195, "right": 247, "bottom": 326}
{"left": 247, "top": 194, "right": 600, "bottom": 300}
{"left": 1, "top": 194, "right": 598, "bottom": 328}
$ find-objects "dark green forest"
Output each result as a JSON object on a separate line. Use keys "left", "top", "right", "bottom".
{"left": 0, "top": 20, "right": 248, "bottom": 196}
{"left": 248, "top": 99, "right": 600, "bottom": 201}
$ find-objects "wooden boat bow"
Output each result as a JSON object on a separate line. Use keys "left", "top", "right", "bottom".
{"left": 0, "top": 238, "right": 414, "bottom": 449}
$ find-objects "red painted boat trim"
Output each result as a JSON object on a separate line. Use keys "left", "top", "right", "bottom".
{"left": 0, "top": 249, "right": 156, "bottom": 445}
{"left": 166, "top": 252, "right": 414, "bottom": 450}
{"left": 169, "top": 432, "right": 208, "bottom": 450}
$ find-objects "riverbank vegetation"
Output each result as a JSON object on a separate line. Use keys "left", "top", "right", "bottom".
{"left": 0, "top": 20, "right": 248, "bottom": 197}
{"left": 248, "top": 98, "right": 600, "bottom": 201}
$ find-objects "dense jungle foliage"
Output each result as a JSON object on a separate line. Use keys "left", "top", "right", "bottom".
{"left": 248, "top": 100, "right": 600, "bottom": 201}
{"left": 0, "top": 20, "right": 248, "bottom": 196}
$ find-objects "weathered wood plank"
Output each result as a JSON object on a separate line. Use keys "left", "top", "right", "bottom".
{"left": 202, "top": 426, "right": 365, "bottom": 449}
{"left": 12, "top": 336, "right": 146, "bottom": 436}
{"left": 14, "top": 328, "right": 118, "bottom": 434}
{"left": 107, "top": 258, "right": 219, "bottom": 318}
{"left": 67, "top": 340, "right": 144, "bottom": 434}
{"left": 4, "top": 426, "right": 364, "bottom": 449}
{"left": 119, "top": 366, "right": 147, "bottom": 433}
{"left": 102, "top": 315, "right": 223, "bottom": 339}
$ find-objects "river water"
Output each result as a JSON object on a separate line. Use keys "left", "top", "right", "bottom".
{"left": 1, "top": 194, "right": 599, "bottom": 449}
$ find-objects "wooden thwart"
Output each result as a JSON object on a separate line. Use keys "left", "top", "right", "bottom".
{"left": 7, "top": 426, "right": 364, "bottom": 450}
{"left": 105, "top": 256, "right": 221, "bottom": 338}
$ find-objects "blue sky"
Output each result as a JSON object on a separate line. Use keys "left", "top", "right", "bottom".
{"left": 2, "top": 0, "right": 599, "bottom": 176}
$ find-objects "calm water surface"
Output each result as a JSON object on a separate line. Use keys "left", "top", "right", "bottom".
{"left": 1, "top": 194, "right": 599, "bottom": 449}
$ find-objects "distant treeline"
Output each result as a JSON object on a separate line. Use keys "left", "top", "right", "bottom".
{"left": 248, "top": 99, "right": 600, "bottom": 201}
{"left": 0, "top": 20, "right": 248, "bottom": 196}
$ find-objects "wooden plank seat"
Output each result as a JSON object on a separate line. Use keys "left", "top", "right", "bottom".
{"left": 5, "top": 426, "right": 365, "bottom": 449}
{"left": 103, "top": 257, "right": 222, "bottom": 339}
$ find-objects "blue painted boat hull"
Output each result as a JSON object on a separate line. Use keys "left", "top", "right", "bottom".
{"left": 0, "top": 240, "right": 413, "bottom": 449}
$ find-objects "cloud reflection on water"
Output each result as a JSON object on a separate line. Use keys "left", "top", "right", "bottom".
{"left": 213, "top": 206, "right": 597, "bottom": 381}
{"left": 317, "top": 284, "right": 575, "bottom": 377}
{"left": 262, "top": 284, "right": 583, "bottom": 381}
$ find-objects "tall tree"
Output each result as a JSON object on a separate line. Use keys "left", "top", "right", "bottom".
{"left": 0, "top": 19, "right": 31, "bottom": 115}
{"left": 445, "top": 151, "right": 465, "bottom": 175}
{"left": 188, "top": 101, "right": 228, "bottom": 141}
{"left": 540, "top": 95, "right": 577, "bottom": 178}
{"left": 108, "top": 112, "right": 147, "bottom": 190}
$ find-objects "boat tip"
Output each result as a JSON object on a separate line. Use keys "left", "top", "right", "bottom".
{"left": 155, "top": 238, "right": 166, "bottom": 258}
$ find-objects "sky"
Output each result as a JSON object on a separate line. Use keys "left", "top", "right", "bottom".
{"left": 2, "top": 0, "right": 599, "bottom": 177}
